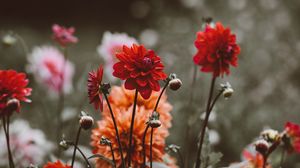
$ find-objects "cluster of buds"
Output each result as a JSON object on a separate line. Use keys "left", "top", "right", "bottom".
{"left": 260, "top": 129, "right": 280, "bottom": 143}
{"left": 147, "top": 111, "right": 161, "bottom": 128}
{"left": 220, "top": 82, "right": 234, "bottom": 99}
{"left": 254, "top": 129, "right": 282, "bottom": 156}
{"left": 79, "top": 111, "right": 94, "bottom": 130}
{"left": 100, "top": 136, "right": 111, "bottom": 146}
{"left": 167, "top": 73, "right": 182, "bottom": 91}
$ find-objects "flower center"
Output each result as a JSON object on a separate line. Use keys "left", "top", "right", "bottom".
{"left": 142, "top": 57, "right": 153, "bottom": 70}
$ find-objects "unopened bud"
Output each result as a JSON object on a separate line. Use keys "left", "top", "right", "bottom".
{"left": 6, "top": 98, "right": 20, "bottom": 113}
{"left": 166, "top": 144, "right": 180, "bottom": 153}
{"left": 261, "top": 129, "right": 280, "bottom": 143}
{"left": 59, "top": 140, "right": 70, "bottom": 150}
{"left": 149, "top": 119, "right": 161, "bottom": 128}
{"left": 220, "top": 82, "right": 233, "bottom": 99}
{"left": 169, "top": 78, "right": 182, "bottom": 91}
{"left": 79, "top": 115, "right": 94, "bottom": 130}
{"left": 2, "top": 34, "right": 17, "bottom": 47}
{"left": 254, "top": 139, "right": 270, "bottom": 155}
{"left": 100, "top": 136, "right": 111, "bottom": 146}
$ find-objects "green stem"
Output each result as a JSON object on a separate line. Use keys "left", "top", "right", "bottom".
{"left": 128, "top": 90, "right": 138, "bottom": 167}
{"left": 195, "top": 76, "right": 216, "bottom": 168}
{"left": 71, "top": 126, "right": 82, "bottom": 167}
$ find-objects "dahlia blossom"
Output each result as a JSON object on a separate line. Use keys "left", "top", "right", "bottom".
{"left": 87, "top": 66, "right": 104, "bottom": 111}
{"left": 113, "top": 44, "right": 167, "bottom": 99}
{"left": 27, "top": 46, "right": 75, "bottom": 95}
{"left": 284, "top": 122, "right": 300, "bottom": 153}
{"left": 0, "top": 120, "right": 53, "bottom": 167}
{"left": 43, "top": 160, "right": 71, "bottom": 168}
{"left": 52, "top": 24, "right": 78, "bottom": 47}
{"left": 91, "top": 85, "right": 175, "bottom": 167}
{"left": 97, "top": 32, "right": 137, "bottom": 80}
{"left": 193, "top": 22, "right": 241, "bottom": 77}
{"left": 0, "top": 70, "right": 32, "bottom": 117}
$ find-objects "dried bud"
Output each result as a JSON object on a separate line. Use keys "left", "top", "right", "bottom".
{"left": 166, "top": 144, "right": 181, "bottom": 153}
{"left": 149, "top": 119, "right": 161, "bottom": 128}
{"left": 59, "top": 140, "right": 70, "bottom": 150}
{"left": 220, "top": 82, "right": 233, "bottom": 99}
{"left": 254, "top": 139, "right": 270, "bottom": 155}
{"left": 6, "top": 98, "right": 20, "bottom": 113}
{"left": 2, "top": 34, "right": 17, "bottom": 47}
{"left": 79, "top": 115, "right": 94, "bottom": 130}
{"left": 261, "top": 129, "right": 280, "bottom": 143}
{"left": 169, "top": 78, "right": 182, "bottom": 91}
{"left": 100, "top": 136, "right": 111, "bottom": 146}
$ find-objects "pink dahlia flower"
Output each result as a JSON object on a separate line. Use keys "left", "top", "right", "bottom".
{"left": 97, "top": 31, "right": 137, "bottom": 81}
{"left": 28, "top": 46, "right": 74, "bottom": 95}
{"left": 52, "top": 24, "right": 78, "bottom": 47}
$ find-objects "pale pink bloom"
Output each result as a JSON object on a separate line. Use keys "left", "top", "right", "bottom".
{"left": 97, "top": 31, "right": 137, "bottom": 81}
{"left": 28, "top": 46, "right": 75, "bottom": 95}
{"left": 52, "top": 24, "right": 78, "bottom": 47}
{"left": 0, "top": 120, "right": 53, "bottom": 167}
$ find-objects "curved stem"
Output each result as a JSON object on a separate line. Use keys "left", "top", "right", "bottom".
{"left": 71, "top": 144, "right": 92, "bottom": 168}
{"left": 209, "top": 90, "right": 224, "bottom": 112}
{"left": 195, "top": 76, "right": 216, "bottom": 168}
{"left": 71, "top": 126, "right": 82, "bottom": 168}
{"left": 178, "top": 150, "right": 185, "bottom": 168}
{"left": 103, "top": 93, "right": 126, "bottom": 168}
{"left": 154, "top": 81, "right": 169, "bottom": 111}
{"left": 150, "top": 128, "right": 154, "bottom": 168}
{"left": 2, "top": 116, "right": 15, "bottom": 168}
{"left": 109, "top": 143, "right": 116, "bottom": 168}
{"left": 128, "top": 90, "right": 138, "bottom": 167}
{"left": 142, "top": 125, "right": 150, "bottom": 168}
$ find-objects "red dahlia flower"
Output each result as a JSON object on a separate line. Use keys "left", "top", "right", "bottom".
{"left": 52, "top": 24, "right": 78, "bottom": 47}
{"left": 193, "top": 22, "right": 241, "bottom": 77}
{"left": 43, "top": 160, "right": 71, "bottom": 168}
{"left": 0, "top": 70, "right": 32, "bottom": 117}
{"left": 284, "top": 122, "right": 300, "bottom": 153}
{"left": 112, "top": 44, "right": 167, "bottom": 99}
{"left": 87, "top": 66, "right": 104, "bottom": 111}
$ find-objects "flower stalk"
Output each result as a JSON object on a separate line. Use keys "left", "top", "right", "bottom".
{"left": 102, "top": 89, "right": 126, "bottom": 168}
{"left": 195, "top": 76, "right": 216, "bottom": 168}
{"left": 71, "top": 126, "right": 82, "bottom": 168}
{"left": 128, "top": 90, "right": 138, "bottom": 167}
{"left": 2, "top": 116, "right": 15, "bottom": 168}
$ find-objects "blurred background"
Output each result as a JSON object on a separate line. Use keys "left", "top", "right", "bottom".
{"left": 1, "top": 0, "right": 300, "bottom": 167}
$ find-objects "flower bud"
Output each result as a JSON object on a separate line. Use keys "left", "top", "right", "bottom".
{"left": 59, "top": 140, "right": 70, "bottom": 150}
{"left": 100, "top": 136, "right": 111, "bottom": 146}
{"left": 254, "top": 139, "right": 270, "bottom": 155}
{"left": 166, "top": 144, "right": 180, "bottom": 153}
{"left": 149, "top": 119, "right": 161, "bottom": 128}
{"left": 2, "top": 34, "right": 17, "bottom": 47}
{"left": 169, "top": 78, "right": 182, "bottom": 91}
{"left": 79, "top": 115, "right": 94, "bottom": 130}
{"left": 261, "top": 129, "right": 280, "bottom": 143}
{"left": 6, "top": 98, "right": 20, "bottom": 113}
{"left": 220, "top": 82, "right": 233, "bottom": 99}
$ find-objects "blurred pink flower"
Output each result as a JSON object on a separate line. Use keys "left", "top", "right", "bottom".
{"left": 52, "top": 24, "right": 78, "bottom": 47}
{"left": 97, "top": 31, "right": 137, "bottom": 81}
{"left": 0, "top": 120, "right": 53, "bottom": 167}
{"left": 28, "top": 46, "right": 75, "bottom": 95}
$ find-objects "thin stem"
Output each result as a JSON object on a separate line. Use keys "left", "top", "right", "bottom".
{"left": 150, "top": 128, "right": 154, "bottom": 168}
{"left": 109, "top": 143, "right": 116, "bottom": 168}
{"left": 279, "top": 148, "right": 286, "bottom": 167}
{"left": 103, "top": 93, "right": 126, "bottom": 168}
{"left": 263, "top": 155, "right": 267, "bottom": 168}
{"left": 142, "top": 125, "right": 150, "bottom": 168}
{"left": 2, "top": 117, "right": 15, "bottom": 168}
{"left": 71, "top": 126, "right": 82, "bottom": 168}
{"left": 208, "top": 90, "right": 224, "bottom": 112}
{"left": 14, "top": 33, "right": 29, "bottom": 55}
{"left": 195, "top": 76, "right": 216, "bottom": 168}
{"left": 128, "top": 90, "right": 138, "bottom": 167}
{"left": 154, "top": 81, "right": 169, "bottom": 111}
{"left": 70, "top": 144, "right": 92, "bottom": 168}
{"left": 177, "top": 150, "right": 185, "bottom": 168}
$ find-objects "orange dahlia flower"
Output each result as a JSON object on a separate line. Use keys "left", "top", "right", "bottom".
{"left": 43, "top": 160, "right": 70, "bottom": 168}
{"left": 91, "top": 86, "right": 174, "bottom": 167}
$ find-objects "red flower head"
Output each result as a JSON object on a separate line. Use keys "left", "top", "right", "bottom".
{"left": 0, "top": 70, "right": 32, "bottom": 117}
{"left": 43, "top": 160, "right": 71, "bottom": 168}
{"left": 52, "top": 24, "right": 78, "bottom": 47}
{"left": 112, "top": 44, "right": 167, "bottom": 99}
{"left": 193, "top": 22, "right": 241, "bottom": 77}
{"left": 284, "top": 122, "right": 300, "bottom": 153}
{"left": 88, "top": 66, "right": 104, "bottom": 111}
